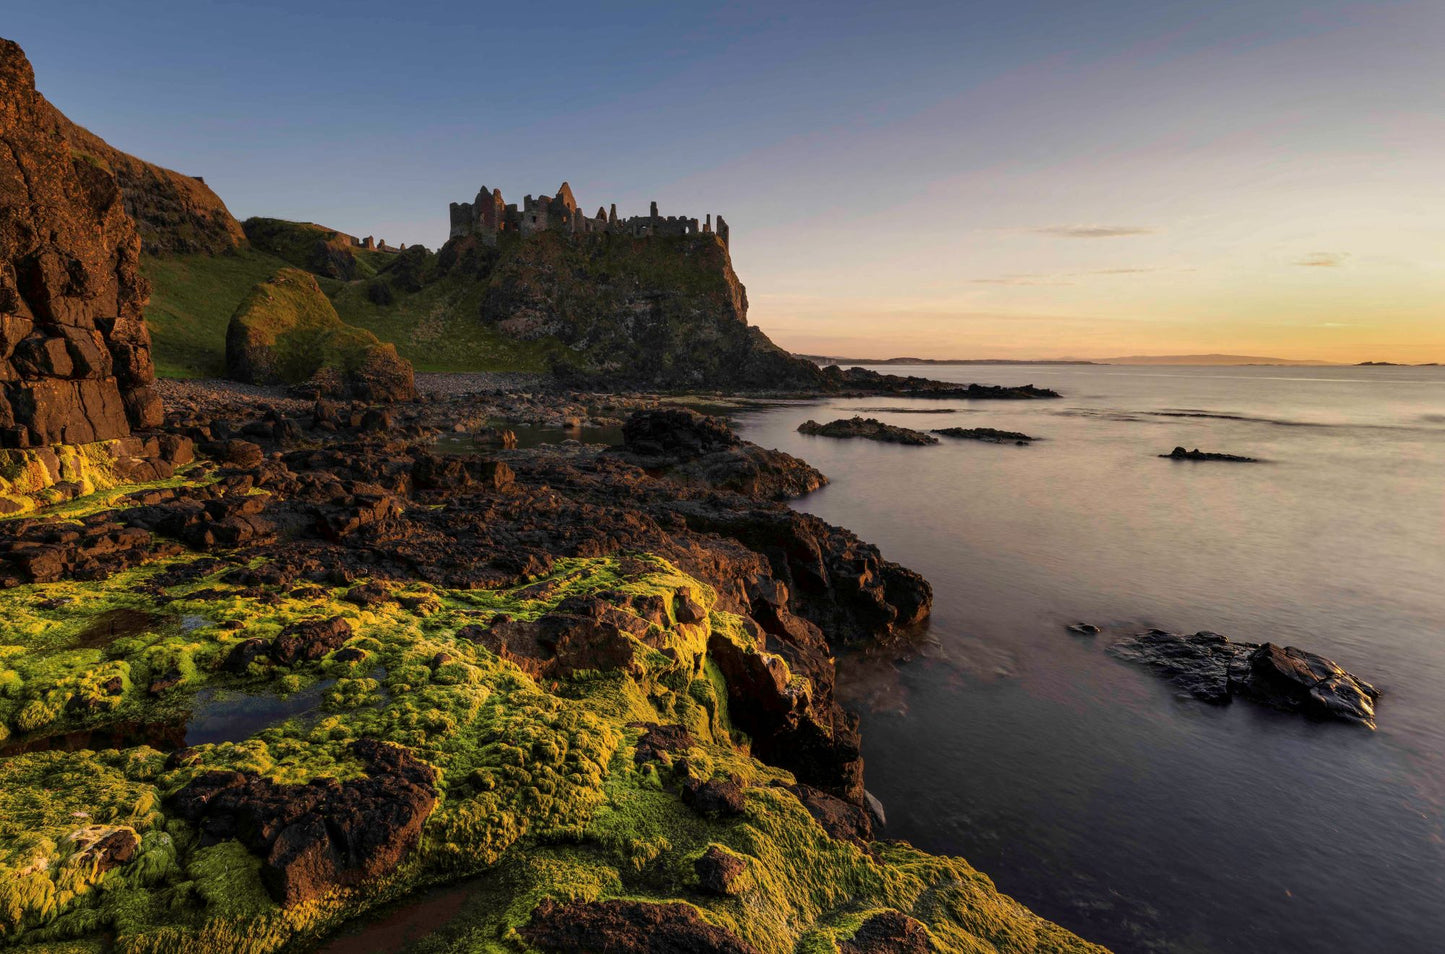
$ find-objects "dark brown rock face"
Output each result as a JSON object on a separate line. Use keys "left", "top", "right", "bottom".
{"left": 0, "top": 38, "right": 161, "bottom": 448}
{"left": 48, "top": 111, "right": 244, "bottom": 256}
{"left": 840, "top": 911, "right": 935, "bottom": 954}
{"left": 521, "top": 898, "right": 763, "bottom": 954}
{"left": 1108, "top": 629, "right": 1380, "bottom": 728}
{"left": 611, "top": 409, "right": 827, "bottom": 500}
{"left": 170, "top": 738, "right": 439, "bottom": 906}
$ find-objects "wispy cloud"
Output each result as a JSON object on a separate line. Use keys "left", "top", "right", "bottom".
{"left": 1030, "top": 225, "right": 1156, "bottom": 239}
{"left": 969, "top": 266, "right": 1164, "bottom": 285}
{"left": 970, "top": 274, "right": 1076, "bottom": 286}
{"left": 1295, "top": 251, "right": 1349, "bottom": 267}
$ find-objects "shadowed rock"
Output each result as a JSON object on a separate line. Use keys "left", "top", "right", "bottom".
{"left": 170, "top": 738, "right": 438, "bottom": 906}
{"left": 521, "top": 898, "right": 764, "bottom": 954}
{"left": 1161, "top": 446, "right": 1258, "bottom": 462}
{"left": 799, "top": 416, "right": 938, "bottom": 445}
{"left": 1108, "top": 629, "right": 1379, "bottom": 727}
{"left": 932, "top": 426, "right": 1037, "bottom": 444}
{"left": 611, "top": 409, "right": 826, "bottom": 499}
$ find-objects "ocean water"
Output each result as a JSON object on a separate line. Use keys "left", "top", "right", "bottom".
{"left": 731, "top": 364, "right": 1445, "bottom": 954}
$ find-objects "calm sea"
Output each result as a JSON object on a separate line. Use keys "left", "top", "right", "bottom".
{"left": 733, "top": 364, "right": 1445, "bottom": 954}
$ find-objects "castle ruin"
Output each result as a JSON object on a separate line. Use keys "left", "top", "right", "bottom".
{"left": 448, "top": 181, "right": 729, "bottom": 249}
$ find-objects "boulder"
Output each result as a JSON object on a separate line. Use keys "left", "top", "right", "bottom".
{"left": 840, "top": 911, "right": 934, "bottom": 954}
{"left": 521, "top": 898, "right": 763, "bottom": 954}
{"left": 170, "top": 738, "right": 438, "bottom": 906}
{"left": 1108, "top": 630, "right": 1379, "bottom": 727}
{"left": 225, "top": 269, "right": 414, "bottom": 402}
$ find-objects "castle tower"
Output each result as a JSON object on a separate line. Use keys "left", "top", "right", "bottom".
{"left": 715, "top": 215, "right": 729, "bottom": 249}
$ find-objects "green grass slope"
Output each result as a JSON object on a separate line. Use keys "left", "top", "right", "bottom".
{"left": 142, "top": 249, "right": 289, "bottom": 378}
{"left": 226, "top": 269, "right": 410, "bottom": 396}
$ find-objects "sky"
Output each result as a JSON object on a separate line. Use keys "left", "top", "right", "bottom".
{"left": 9, "top": 0, "right": 1445, "bottom": 362}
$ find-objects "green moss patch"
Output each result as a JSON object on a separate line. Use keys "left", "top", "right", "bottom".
{"left": 0, "top": 554, "right": 1105, "bottom": 953}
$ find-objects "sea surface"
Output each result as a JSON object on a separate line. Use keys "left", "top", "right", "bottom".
{"left": 730, "top": 364, "right": 1445, "bottom": 954}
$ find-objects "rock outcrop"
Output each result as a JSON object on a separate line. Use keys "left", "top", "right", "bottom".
{"left": 522, "top": 898, "right": 764, "bottom": 954}
{"left": 933, "top": 426, "right": 1037, "bottom": 444}
{"left": 798, "top": 417, "right": 939, "bottom": 445}
{"left": 439, "top": 230, "right": 824, "bottom": 389}
{"left": 610, "top": 408, "right": 827, "bottom": 499}
{"left": 0, "top": 37, "right": 163, "bottom": 447}
{"left": 47, "top": 113, "right": 244, "bottom": 257}
{"left": 226, "top": 269, "right": 415, "bottom": 402}
{"left": 1108, "top": 629, "right": 1379, "bottom": 728}
{"left": 171, "top": 738, "right": 439, "bottom": 905}
{"left": 1161, "top": 446, "right": 1258, "bottom": 462}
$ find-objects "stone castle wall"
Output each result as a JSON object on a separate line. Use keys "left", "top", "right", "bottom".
{"left": 449, "top": 182, "right": 729, "bottom": 249}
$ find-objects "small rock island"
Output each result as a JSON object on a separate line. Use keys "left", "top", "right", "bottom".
{"left": 798, "top": 416, "right": 940, "bottom": 445}
{"left": 1161, "top": 446, "right": 1259, "bottom": 462}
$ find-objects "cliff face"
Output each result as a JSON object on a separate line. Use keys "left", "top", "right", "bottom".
{"left": 0, "top": 37, "right": 162, "bottom": 446}
{"left": 42, "top": 103, "right": 244, "bottom": 256}
{"left": 439, "top": 230, "right": 823, "bottom": 389}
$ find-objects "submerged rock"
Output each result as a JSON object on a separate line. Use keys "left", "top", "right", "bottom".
{"left": 1161, "top": 446, "right": 1259, "bottom": 462}
{"left": 1108, "top": 629, "right": 1379, "bottom": 727}
{"left": 932, "top": 426, "right": 1037, "bottom": 444}
{"left": 798, "top": 416, "right": 938, "bottom": 446}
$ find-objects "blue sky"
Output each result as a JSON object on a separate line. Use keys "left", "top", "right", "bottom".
{"left": 11, "top": 1, "right": 1445, "bottom": 359}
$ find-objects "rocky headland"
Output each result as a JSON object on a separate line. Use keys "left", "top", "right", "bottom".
{"left": 0, "top": 34, "right": 1108, "bottom": 954}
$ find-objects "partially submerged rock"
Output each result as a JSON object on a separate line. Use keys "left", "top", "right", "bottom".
{"left": 932, "top": 426, "right": 1037, "bottom": 444}
{"left": 798, "top": 416, "right": 938, "bottom": 445}
{"left": 1161, "top": 446, "right": 1258, "bottom": 462}
{"left": 1108, "top": 629, "right": 1379, "bottom": 727}
{"left": 820, "top": 366, "right": 1061, "bottom": 399}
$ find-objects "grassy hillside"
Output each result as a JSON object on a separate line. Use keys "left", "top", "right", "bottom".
{"left": 142, "top": 248, "right": 289, "bottom": 378}
{"left": 329, "top": 268, "right": 569, "bottom": 374}
{"left": 140, "top": 218, "right": 814, "bottom": 385}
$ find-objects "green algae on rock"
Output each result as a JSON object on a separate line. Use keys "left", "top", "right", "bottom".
{"left": 0, "top": 552, "right": 1105, "bottom": 954}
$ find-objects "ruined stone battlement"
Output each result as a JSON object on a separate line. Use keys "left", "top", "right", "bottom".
{"left": 448, "top": 181, "right": 729, "bottom": 249}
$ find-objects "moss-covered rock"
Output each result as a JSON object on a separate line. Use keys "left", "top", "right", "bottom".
{"left": 225, "top": 269, "right": 414, "bottom": 402}
{"left": 0, "top": 554, "right": 1105, "bottom": 954}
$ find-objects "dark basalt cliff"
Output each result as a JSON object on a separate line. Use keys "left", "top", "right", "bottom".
{"left": 438, "top": 230, "right": 823, "bottom": 389}
{"left": 0, "top": 38, "right": 163, "bottom": 446}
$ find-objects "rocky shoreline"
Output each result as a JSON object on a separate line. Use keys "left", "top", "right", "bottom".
{"left": 0, "top": 386, "right": 1105, "bottom": 954}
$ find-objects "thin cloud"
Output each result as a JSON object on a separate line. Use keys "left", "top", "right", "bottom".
{"left": 1030, "top": 225, "right": 1156, "bottom": 239}
{"left": 970, "top": 274, "right": 1076, "bottom": 286}
{"left": 1087, "top": 267, "right": 1163, "bottom": 275}
{"left": 1296, "top": 251, "right": 1349, "bottom": 267}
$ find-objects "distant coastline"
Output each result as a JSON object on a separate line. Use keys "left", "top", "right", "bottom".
{"left": 799, "top": 353, "right": 1443, "bottom": 368}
